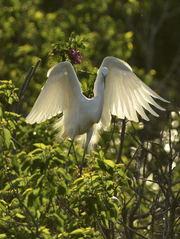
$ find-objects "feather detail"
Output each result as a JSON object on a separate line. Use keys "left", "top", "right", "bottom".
{"left": 96, "top": 56, "right": 169, "bottom": 127}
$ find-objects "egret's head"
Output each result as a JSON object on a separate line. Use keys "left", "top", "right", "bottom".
{"left": 101, "top": 67, "right": 108, "bottom": 88}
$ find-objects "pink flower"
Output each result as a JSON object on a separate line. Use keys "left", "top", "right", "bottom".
{"left": 68, "top": 48, "right": 82, "bottom": 64}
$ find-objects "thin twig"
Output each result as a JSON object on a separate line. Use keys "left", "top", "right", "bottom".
{"left": 11, "top": 136, "right": 29, "bottom": 153}
{"left": 19, "top": 59, "right": 41, "bottom": 99}
{"left": 104, "top": 116, "right": 118, "bottom": 154}
{"left": 18, "top": 66, "right": 34, "bottom": 100}
{"left": 96, "top": 220, "right": 107, "bottom": 239}
{"left": 118, "top": 219, "right": 150, "bottom": 239}
{"left": 55, "top": 198, "right": 73, "bottom": 221}
{"left": 77, "top": 69, "right": 96, "bottom": 75}
{"left": 8, "top": 172, "right": 39, "bottom": 236}
{"left": 116, "top": 119, "right": 126, "bottom": 164}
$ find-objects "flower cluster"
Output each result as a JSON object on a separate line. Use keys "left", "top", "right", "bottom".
{"left": 48, "top": 48, "right": 58, "bottom": 56}
{"left": 51, "top": 48, "right": 58, "bottom": 55}
{"left": 68, "top": 47, "right": 82, "bottom": 64}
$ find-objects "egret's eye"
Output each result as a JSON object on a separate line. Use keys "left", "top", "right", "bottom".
{"left": 102, "top": 67, "right": 108, "bottom": 77}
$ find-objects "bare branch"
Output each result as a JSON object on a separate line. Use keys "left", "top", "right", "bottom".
{"left": 118, "top": 219, "right": 150, "bottom": 239}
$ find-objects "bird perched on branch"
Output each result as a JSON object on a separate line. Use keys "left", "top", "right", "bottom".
{"left": 26, "top": 56, "right": 169, "bottom": 174}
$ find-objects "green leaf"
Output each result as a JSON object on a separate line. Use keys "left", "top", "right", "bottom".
{"left": 0, "top": 199, "right": 7, "bottom": 205}
{"left": 27, "top": 191, "right": 35, "bottom": 207}
{"left": 21, "top": 157, "right": 31, "bottom": 172}
{"left": 17, "top": 151, "right": 27, "bottom": 159}
{"left": 116, "top": 163, "right": 125, "bottom": 168}
{"left": 58, "top": 183, "right": 68, "bottom": 196}
{"left": 28, "top": 173, "right": 42, "bottom": 184}
{"left": 8, "top": 97, "right": 14, "bottom": 104}
{"left": 37, "top": 174, "right": 45, "bottom": 186}
{"left": 52, "top": 155, "right": 65, "bottom": 165}
{"left": 75, "top": 35, "right": 80, "bottom": 41}
{"left": 3, "top": 183, "right": 11, "bottom": 192}
{"left": 74, "top": 177, "right": 84, "bottom": 186}
{"left": 0, "top": 106, "right": 3, "bottom": 118}
{"left": 11, "top": 156, "right": 20, "bottom": 174}
{"left": 33, "top": 143, "right": 48, "bottom": 149}
{"left": 0, "top": 200, "right": 7, "bottom": 212}
{"left": 33, "top": 187, "right": 41, "bottom": 197}
{"left": 22, "top": 188, "right": 33, "bottom": 197}
{"left": 97, "top": 159, "right": 106, "bottom": 171}
{"left": 15, "top": 213, "right": 25, "bottom": 219}
{"left": 86, "top": 197, "right": 97, "bottom": 216}
{"left": 99, "top": 212, "right": 109, "bottom": 228}
{"left": 53, "top": 213, "right": 64, "bottom": 231}
{"left": 53, "top": 147, "right": 63, "bottom": 157}
{"left": 58, "top": 168, "right": 71, "bottom": 180}
{"left": 70, "top": 228, "right": 84, "bottom": 236}
{"left": 38, "top": 226, "right": 50, "bottom": 235}
{"left": 99, "top": 150, "right": 104, "bottom": 159}
{"left": 37, "top": 209, "right": 41, "bottom": 219}
{"left": 104, "top": 159, "right": 115, "bottom": 168}
{"left": 106, "top": 180, "right": 114, "bottom": 190}
{"left": 0, "top": 234, "right": 8, "bottom": 239}
{"left": 41, "top": 234, "right": 53, "bottom": 239}
{"left": 4, "top": 111, "right": 20, "bottom": 118}
{"left": 91, "top": 175, "right": 99, "bottom": 182}
{"left": 2, "top": 128, "right": 11, "bottom": 149}
{"left": 107, "top": 201, "right": 119, "bottom": 221}
{"left": 118, "top": 169, "right": 126, "bottom": 178}
{"left": 11, "top": 177, "right": 23, "bottom": 188}
{"left": 9, "top": 198, "right": 19, "bottom": 209}
{"left": 30, "top": 148, "right": 43, "bottom": 155}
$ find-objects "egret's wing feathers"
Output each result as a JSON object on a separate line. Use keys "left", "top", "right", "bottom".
{"left": 97, "top": 57, "right": 169, "bottom": 127}
{"left": 26, "top": 62, "right": 83, "bottom": 124}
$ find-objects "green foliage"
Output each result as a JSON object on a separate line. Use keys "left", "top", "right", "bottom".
{"left": 0, "top": 80, "right": 129, "bottom": 238}
{"left": 1, "top": 79, "right": 180, "bottom": 239}
{"left": 0, "top": 80, "right": 19, "bottom": 150}
{"left": 49, "top": 32, "right": 86, "bottom": 64}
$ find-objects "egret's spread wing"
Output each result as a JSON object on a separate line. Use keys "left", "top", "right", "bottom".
{"left": 96, "top": 57, "right": 169, "bottom": 128}
{"left": 26, "top": 61, "right": 83, "bottom": 124}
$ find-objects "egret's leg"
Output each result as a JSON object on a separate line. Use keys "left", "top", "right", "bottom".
{"left": 72, "top": 144, "right": 79, "bottom": 169}
{"left": 66, "top": 138, "right": 75, "bottom": 178}
{"left": 66, "top": 138, "right": 79, "bottom": 170}
{"left": 67, "top": 138, "right": 74, "bottom": 157}
{"left": 79, "top": 145, "right": 88, "bottom": 176}
{"left": 79, "top": 127, "right": 93, "bottom": 175}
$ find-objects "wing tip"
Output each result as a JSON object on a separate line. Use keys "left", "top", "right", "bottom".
{"left": 25, "top": 120, "right": 35, "bottom": 125}
{"left": 162, "top": 99, "right": 170, "bottom": 104}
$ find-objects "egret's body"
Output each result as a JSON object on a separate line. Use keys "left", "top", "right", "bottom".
{"left": 26, "top": 57, "right": 169, "bottom": 174}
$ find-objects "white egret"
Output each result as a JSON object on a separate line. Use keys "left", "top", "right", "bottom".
{"left": 26, "top": 56, "right": 169, "bottom": 174}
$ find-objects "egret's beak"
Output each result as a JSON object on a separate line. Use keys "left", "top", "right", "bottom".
{"left": 103, "top": 76, "right": 106, "bottom": 89}
{"left": 101, "top": 67, "right": 108, "bottom": 89}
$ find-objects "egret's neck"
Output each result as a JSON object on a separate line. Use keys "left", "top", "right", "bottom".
{"left": 92, "top": 78, "right": 105, "bottom": 123}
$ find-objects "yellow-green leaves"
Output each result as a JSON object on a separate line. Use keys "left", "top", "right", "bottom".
{"left": 2, "top": 128, "right": 11, "bottom": 149}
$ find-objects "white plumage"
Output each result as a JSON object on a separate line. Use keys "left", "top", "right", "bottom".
{"left": 26, "top": 56, "right": 169, "bottom": 174}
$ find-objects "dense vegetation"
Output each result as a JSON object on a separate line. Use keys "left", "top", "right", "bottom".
{"left": 0, "top": 0, "right": 180, "bottom": 238}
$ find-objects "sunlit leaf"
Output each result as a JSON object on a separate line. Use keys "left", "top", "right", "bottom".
{"left": 0, "top": 234, "right": 8, "bottom": 239}
{"left": 0, "top": 200, "right": 7, "bottom": 212}
{"left": 53, "top": 213, "right": 64, "bottom": 232}
{"left": 15, "top": 213, "right": 25, "bottom": 219}
{"left": 33, "top": 143, "right": 47, "bottom": 149}
{"left": 2, "top": 128, "right": 11, "bottom": 149}
{"left": 104, "top": 159, "right": 115, "bottom": 168}
{"left": 70, "top": 228, "right": 84, "bottom": 235}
